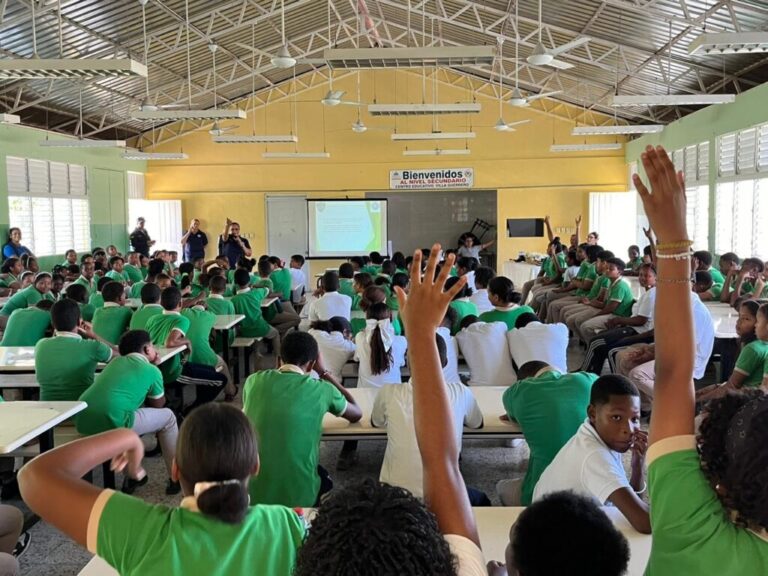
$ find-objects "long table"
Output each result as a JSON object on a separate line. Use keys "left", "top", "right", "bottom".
{"left": 78, "top": 505, "right": 651, "bottom": 576}
{"left": 0, "top": 401, "right": 87, "bottom": 453}
{"left": 321, "top": 386, "right": 521, "bottom": 440}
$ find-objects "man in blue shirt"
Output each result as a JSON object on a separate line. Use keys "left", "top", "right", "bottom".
{"left": 218, "top": 218, "right": 252, "bottom": 268}
{"left": 181, "top": 218, "right": 208, "bottom": 262}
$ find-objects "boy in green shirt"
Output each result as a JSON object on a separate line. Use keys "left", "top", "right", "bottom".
{"left": 76, "top": 329, "right": 180, "bottom": 495}
{"left": 243, "top": 331, "right": 362, "bottom": 507}
{"left": 206, "top": 276, "right": 235, "bottom": 356}
{"left": 123, "top": 252, "right": 145, "bottom": 284}
{"left": 145, "top": 287, "right": 192, "bottom": 387}
{"left": 445, "top": 277, "right": 478, "bottom": 335}
{"left": 556, "top": 250, "right": 614, "bottom": 325}
{"left": 268, "top": 257, "right": 293, "bottom": 302}
{"left": 64, "top": 283, "right": 95, "bottom": 322}
{"left": 129, "top": 283, "right": 163, "bottom": 331}
{"left": 71, "top": 260, "right": 97, "bottom": 298}
{"left": 497, "top": 361, "right": 596, "bottom": 505}
{"left": 89, "top": 276, "right": 112, "bottom": 310}
{"left": 35, "top": 299, "right": 115, "bottom": 401}
{"left": 105, "top": 256, "right": 128, "bottom": 284}
{"left": 543, "top": 244, "right": 601, "bottom": 323}
{"left": 231, "top": 269, "right": 281, "bottom": 361}
{"left": 92, "top": 282, "right": 134, "bottom": 345}
{"left": 338, "top": 263, "right": 356, "bottom": 298}
{"left": 575, "top": 257, "right": 636, "bottom": 342}
{"left": 254, "top": 259, "right": 274, "bottom": 292}
{"left": 0, "top": 300, "right": 53, "bottom": 346}
{"left": 692, "top": 250, "right": 724, "bottom": 301}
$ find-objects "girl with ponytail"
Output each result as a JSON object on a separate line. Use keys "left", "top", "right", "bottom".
{"left": 18, "top": 403, "right": 306, "bottom": 575}
{"left": 479, "top": 276, "right": 536, "bottom": 331}
{"left": 354, "top": 301, "right": 407, "bottom": 387}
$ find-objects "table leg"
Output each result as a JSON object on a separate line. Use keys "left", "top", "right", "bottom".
{"left": 39, "top": 429, "right": 54, "bottom": 453}
{"left": 221, "top": 328, "right": 231, "bottom": 368}
{"left": 718, "top": 337, "right": 738, "bottom": 382}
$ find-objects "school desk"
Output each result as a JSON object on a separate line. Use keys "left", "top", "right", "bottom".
{"left": 321, "top": 386, "right": 522, "bottom": 441}
{"left": 0, "top": 401, "right": 86, "bottom": 453}
{"left": 77, "top": 506, "right": 651, "bottom": 576}
{"left": 212, "top": 314, "right": 245, "bottom": 365}
{"left": 0, "top": 346, "right": 187, "bottom": 375}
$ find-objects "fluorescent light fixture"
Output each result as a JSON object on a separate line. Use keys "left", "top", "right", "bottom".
{"left": 572, "top": 125, "right": 664, "bottom": 135}
{"left": 611, "top": 94, "right": 735, "bottom": 106}
{"left": 368, "top": 103, "right": 481, "bottom": 116}
{"left": 325, "top": 46, "right": 495, "bottom": 69}
{"left": 550, "top": 143, "right": 622, "bottom": 152}
{"left": 392, "top": 132, "right": 476, "bottom": 141}
{"left": 0, "top": 58, "right": 147, "bottom": 79}
{"left": 39, "top": 139, "right": 126, "bottom": 148}
{"left": 123, "top": 151, "right": 188, "bottom": 160}
{"left": 688, "top": 31, "right": 768, "bottom": 55}
{"left": 213, "top": 135, "right": 298, "bottom": 144}
{"left": 402, "top": 149, "right": 471, "bottom": 156}
{"left": 262, "top": 152, "right": 330, "bottom": 158}
{"left": 130, "top": 109, "right": 246, "bottom": 120}
{"left": 0, "top": 114, "right": 20, "bottom": 124}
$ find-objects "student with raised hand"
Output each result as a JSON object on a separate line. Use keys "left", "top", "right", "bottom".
{"left": 18, "top": 403, "right": 306, "bottom": 576}
{"left": 76, "top": 330, "right": 180, "bottom": 495}
{"left": 91, "top": 282, "right": 133, "bottom": 345}
{"left": 632, "top": 145, "right": 768, "bottom": 572}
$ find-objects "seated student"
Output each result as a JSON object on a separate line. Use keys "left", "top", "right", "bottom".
{"left": 456, "top": 256, "right": 478, "bottom": 293}
{"left": 722, "top": 256, "right": 763, "bottom": 305}
{"left": 36, "top": 299, "right": 114, "bottom": 401}
{"left": 65, "top": 263, "right": 80, "bottom": 282}
{"left": 581, "top": 263, "right": 657, "bottom": 374}
{"left": 554, "top": 249, "right": 614, "bottom": 326}
{"left": 308, "top": 317, "right": 356, "bottom": 382}
{"left": 130, "top": 258, "right": 165, "bottom": 299}
{"left": 92, "top": 282, "right": 134, "bottom": 345}
{"left": 350, "top": 285, "right": 403, "bottom": 336}
{"left": 205, "top": 276, "right": 235, "bottom": 315}
{"left": 243, "top": 331, "right": 362, "bottom": 507}
{"left": 0, "top": 300, "right": 53, "bottom": 346}
{"left": 288, "top": 254, "right": 306, "bottom": 293}
{"left": 72, "top": 259, "right": 97, "bottom": 297}
{"left": 295, "top": 246, "right": 632, "bottom": 576}
{"left": 259, "top": 264, "right": 301, "bottom": 337}
{"left": 21, "top": 254, "right": 38, "bottom": 275}
{"left": 268, "top": 256, "right": 293, "bottom": 302}
{"left": 469, "top": 266, "right": 495, "bottom": 314}
{"left": 625, "top": 245, "right": 643, "bottom": 274}
{"left": 0, "top": 272, "right": 55, "bottom": 329}
{"left": 497, "top": 360, "right": 596, "bottom": 506}
{"left": 362, "top": 251, "right": 384, "bottom": 276}
{"left": 253, "top": 258, "right": 274, "bottom": 291}
{"left": 691, "top": 250, "right": 724, "bottom": 301}
{"left": 309, "top": 271, "right": 352, "bottom": 322}
{"left": 533, "top": 375, "right": 651, "bottom": 534}
{"left": 563, "top": 256, "right": 624, "bottom": 338}
{"left": 479, "top": 276, "right": 534, "bottom": 331}
{"left": 541, "top": 244, "right": 600, "bottom": 322}
{"left": 62, "top": 248, "right": 77, "bottom": 268}
{"left": 337, "top": 263, "right": 356, "bottom": 298}
{"left": 626, "top": 145, "right": 768, "bottom": 573}
{"left": 76, "top": 330, "right": 179, "bottom": 495}
{"left": 145, "top": 287, "right": 193, "bottom": 388}
{"left": 456, "top": 316, "right": 517, "bottom": 387}
{"left": 231, "top": 269, "right": 281, "bottom": 360}
{"left": 372, "top": 333, "right": 485, "bottom": 502}
{"left": 64, "top": 283, "right": 95, "bottom": 322}
{"left": 692, "top": 270, "right": 713, "bottom": 296}
{"left": 437, "top": 308, "right": 462, "bottom": 384}
{"left": 122, "top": 252, "right": 144, "bottom": 284}
{"left": 88, "top": 276, "right": 112, "bottom": 310}
{"left": 696, "top": 301, "right": 768, "bottom": 402}
{"left": 105, "top": 256, "right": 128, "bottom": 284}
{"left": 350, "top": 271, "right": 373, "bottom": 311}
{"left": 0, "top": 257, "right": 23, "bottom": 295}
{"left": 525, "top": 240, "right": 567, "bottom": 304}
{"left": 377, "top": 259, "right": 396, "bottom": 283}
{"left": 444, "top": 276, "right": 478, "bottom": 335}
{"left": 573, "top": 258, "right": 636, "bottom": 342}
{"left": 387, "top": 272, "right": 408, "bottom": 312}
{"left": 507, "top": 312, "right": 568, "bottom": 373}
{"left": 50, "top": 273, "right": 65, "bottom": 301}
{"left": 19, "top": 403, "right": 307, "bottom": 576}
{"left": 354, "top": 302, "right": 407, "bottom": 388}
{"left": 106, "top": 244, "right": 119, "bottom": 258}
{"left": 348, "top": 255, "right": 364, "bottom": 273}
{"left": 129, "top": 283, "right": 163, "bottom": 330}
{"left": 531, "top": 248, "right": 578, "bottom": 313}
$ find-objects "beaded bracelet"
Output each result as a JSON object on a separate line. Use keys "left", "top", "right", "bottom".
{"left": 656, "top": 240, "right": 693, "bottom": 251}
{"left": 655, "top": 251, "right": 691, "bottom": 260}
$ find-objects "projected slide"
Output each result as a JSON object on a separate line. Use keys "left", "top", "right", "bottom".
{"left": 308, "top": 199, "right": 388, "bottom": 258}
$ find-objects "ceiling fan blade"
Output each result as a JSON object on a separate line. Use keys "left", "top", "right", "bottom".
{"left": 340, "top": 101, "right": 363, "bottom": 106}
{"left": 527, "top": 90, "right": 562, "bottom": 101}
{"left": 331, "top": 91, "right": 346, "bottom": 100}
{"left": 550, "top": 36, "right": 590, "bottom": 56}
{"left": 547, "top": 59, "right": 574, "bottom": 70}
{"left": 504, "top": 119, "right": 532, "bottom": 127}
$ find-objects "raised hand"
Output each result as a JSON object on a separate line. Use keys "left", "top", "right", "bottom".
{"left": 633, "top": 146, "right": 687, "bottom": 243}
{"left": 575, "top": 215, "right": 582, "bottom": 226}
{"left": 642, "top": 226, "right": 654, "bottom": 240}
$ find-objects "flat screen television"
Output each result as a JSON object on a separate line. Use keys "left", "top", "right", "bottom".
{"left": 506, "top": 218, "right": 544, "bottom": 238}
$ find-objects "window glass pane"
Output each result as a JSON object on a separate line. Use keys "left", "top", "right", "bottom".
{"left": 754, "top": 180, "right": 768, "bottom": 260}
{"left": 733, "top": 180, "right": 754, "bottom": 257}
{"left": 693, "top": 184, "right": 709, "bottom": 250}
{"left": 31, "top": 198, "right": 55, "bottom": 256}
{"left": 715, "top": 182, "right": 735, "bottom": 255}
{"left": 52, "top": 198, "right": 74, "bottom": 254}
{"left": 72, "top": 199, "right": 91, "bottom": 252}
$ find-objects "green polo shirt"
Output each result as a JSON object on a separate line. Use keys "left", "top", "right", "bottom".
{"left": 339, "top": 278, "right": 356, "bottom": 299}
{"left": 76, "top": 354, "right": 164, "bottom": 435}
{"left": 541, "top": 253, "right": 566, "bottom": 280}
{"left": 607, "top": 279, "right": 635, "bottom": 317}
{"left": 129, "top": 281, "right": 146, "bottom": 299}
{"left": 105, "top": 270, "right": 127, "bottom": 283}
{"left": 646, "top": 436, "right": 768, "bottom": 575}
{"left": 92, "top": 304, "right": 134, "bottom": 345}
{"left": 449, "top": 300, "right": 479, "bottom": 335}
{"left": 734, "top": 340, "right": 768, "bottom": 388}
{"left": 629, "top": 257, "right": 644, "bottom": 271}
{"left": 0, "top": 287, "right": 53, "bottom": 317}
{"left": 0, "top": 307, "right": 51, "bottom": 346}
{"left": 206, "top": 296, "right": 236, "bottom": 352}
{"left": 709, "top": 267, "right": 725, "bottom": 286}
{"left": 231, "top": 288, "right": 271, "bottom": 338}
{"left": 574, "top": 262, "right": 598, "bottom": 296}
{"left": 587, "top": 274, "right": 611, "bottom": 300}
{"left": 181, "top": 307, "right": 218, "bottom": 366}
{"left": 129, "top": 304, "right": 163, "bottom": 331}
{"left": 36, "top": 333, "right": 112, "bottom": 401}
{"left": 362, "top": 265, "right": 381, "bottom": 276}
{"left": 92, "top": 491, "right": 305, "bottom": 576}
{"left": 0, "top": 273, "right": 19, "bottom": 288}
{"left": 146, "top": 312, "right": 190, "bottom": 384}
{"left": 123, "top": 264, "right": 144, "bottom": 284}
{"left": 479, "top": 305, "right": 535, "bottom": 331}
{"left": 72, "top": 275, "right": 97, "bottom": 297}
{"left": 503, "top": 370, "right": 596, "bottom": 504}
{"left": 89, "top": 292, "right": 105, "bottom": 309}
{"left": 243, "top": 368, "right": 347, "bottom": 507}
{"left": 269, "top": 268, "right": 292, "bottom": 301}
{"left": 79, "top": 302, "right": 95, "bottom": 322}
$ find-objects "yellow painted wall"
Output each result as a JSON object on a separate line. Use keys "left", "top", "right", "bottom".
{"left": 147, "top": 69, "right": 628, "bottom": 273}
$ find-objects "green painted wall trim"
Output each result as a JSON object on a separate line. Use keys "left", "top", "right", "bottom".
{"left": 0, "top": 123, "right": 145, "bottom": 263}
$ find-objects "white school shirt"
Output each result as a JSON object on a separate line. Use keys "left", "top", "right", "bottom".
{"left": 307, "top": 329, "right": 356, "bottom": 381}
{"left": 289, "top": 267, "right": 306, "bottom": 290}
{"left": 691, "top": 291, "right": 715, "bottom": 380}
{"left": 632, "top": 286, "right": 656, "bottom": 333}
{"left": 564, "top": 265, "right": 581, "bottom": 283}
{"left": 308, "top": 291, "right": 352, "bottom": 322}
{"left": 371, "top": 379, "right": 483, "bottom": 498}
{"left": 533, "top": 419, "right": 630, "bottom": 505}
{"left": 455, "top": 321, "right": 517, "bottom": 387}
{"left": 437, "top": 326, "right": 462, "bottom": 384}
{"left": 354, "top": 326, "right": 407, "bottom": 388}
{"left": 298, "top": 293, "right": 318, "bottom": 332}
{"left": 507, "top": 321, "right": 569, "bottom": 373}
{"left": 461, "top": 270, "right": 477, "bottom": 293}
{"left": 468, "top": 288, "right": 493, "bottom": 314}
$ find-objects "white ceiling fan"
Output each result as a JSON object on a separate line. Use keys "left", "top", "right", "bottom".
{"left": 484, "top": 39, "right": 531, "bottom": 132}
{"left": 527, "top": 0, "right": 590, "bottom": 69}
{"left": 508, "top": 87, "right": 562, "bottom": 107}
{"left": 208, "top": 121, "right": 235, "bottom": 136}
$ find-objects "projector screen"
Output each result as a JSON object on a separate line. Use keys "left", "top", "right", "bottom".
{"left": 307, "top": 199, "right": 388, "bottom": 258}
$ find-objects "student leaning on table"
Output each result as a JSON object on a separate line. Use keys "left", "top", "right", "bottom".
{"left": 18, "top": 403, "right": 306, "bottom": 576}
{"left": 632, "top": 145, "right": 768, "bottom": 573}
{"left": 294, "top": 246, "right": 631, "bottom": 576}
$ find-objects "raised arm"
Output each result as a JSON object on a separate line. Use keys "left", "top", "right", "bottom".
{"left": 314, "top": 356, "right": 362, "bottom": 423}
{"left": 395, "top": 245, "right": 479, "bottom": 545}
{"left": 544, "top": 215, "right": 554, "bottom": 243}
{"left": 643, "top": 226, "right": 657, "bottom": 265}
{"left": 634, "top": 146, "right": 695, "bottom": 445}
{"left": 575, "top": 214, "right": 582, "bottom": 244}
{"left": 220, "top": 218, "right": 232, "bottom": 242}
